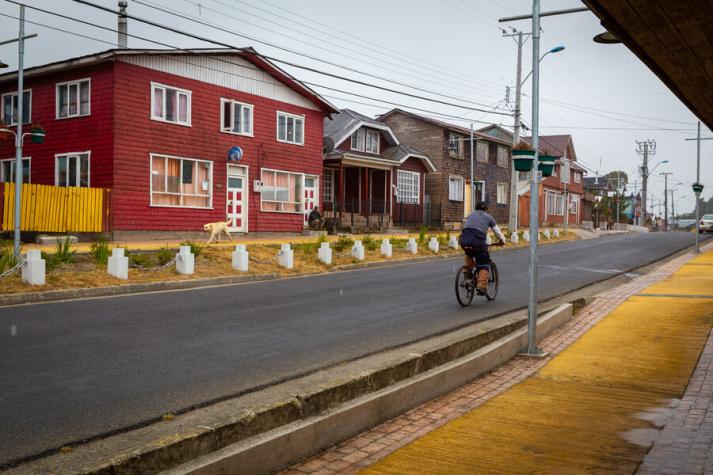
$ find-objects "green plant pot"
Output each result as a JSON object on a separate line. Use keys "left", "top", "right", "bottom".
{"left": 30, "top": 128, "right": 45, "bottom": 144}
{"left": 512, "top": 149, "right": 535, "bottom": 172}
{"left": 538, "top": 155, "right": 556, "bottom": 177}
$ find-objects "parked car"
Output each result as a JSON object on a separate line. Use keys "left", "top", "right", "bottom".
{"left": 700, "top": 214, "right": 713, "bottom": 233}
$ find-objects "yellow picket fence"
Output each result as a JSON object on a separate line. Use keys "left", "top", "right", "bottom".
{"left": 1, "top": 183, "right": 110, "bottom": 233}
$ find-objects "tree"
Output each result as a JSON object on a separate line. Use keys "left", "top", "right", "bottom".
{"left": 604, "top": 171, "right": 629, "bottom": 188}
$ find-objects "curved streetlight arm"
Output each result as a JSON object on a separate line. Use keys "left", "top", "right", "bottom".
{"left": 521, "top": 46, "right": 565, "bottom": 86}
{"left": 648, "top": 160, "right": 669, "bottom": 175}
{"left": 0, "top": 127, "right": 44, "bottom": 146}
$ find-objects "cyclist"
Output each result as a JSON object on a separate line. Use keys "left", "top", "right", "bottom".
{"left": 460, "top": 201, "right": 506, "bottom": 294}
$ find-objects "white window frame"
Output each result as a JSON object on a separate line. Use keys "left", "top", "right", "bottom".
{"left": 448, "top": 175, "right": 464, "bottom": 202}
{"left": 220, "top": 98, "right": 254, "bottom": 136}
{"left": 350, "top": 128, "right": 365, "bottom": 152}
{"left": 574, "top": 171, "right": 581, "bottom": 183}
{"left": 56, "top": 78, "right": 91, "bottom": 119}
{"left": 570, "top": 194, "right": 580, "bottom": 215}
{"left": 55, "top": 152, "right": 91, "bottom": 188}
{"left": 323, "top": 169, "right": 335, "bottom": 202}
{"left": 496, "top": 145, "right": 508, "bottom": 168}
{"left": 448, "top": 133, "right": 463, "bottom": 158}
{"left": 497, "top": 182, "right": 508, "bottom": 204}
{"left": 556, "top": 193, "right": 565, "bottom": 215}
{"left": 0, "top": 157, "right": 30, "bottom": 183}
{"left": 365, "top": 129, "right": 380, "bottom": 154}
{"left": 276, "top": 111, "right": 305, "bottom": 146}
{"left": 475, "top": 180, "right": 486, "bottom": 202}
{"left": 396, "top": 170, "right": 420, "bottom": 204}
{"left": 149, "top": 153, "right": 212, "bottom": 209}
{"left": 150, "top": 82, "right": 192, "bottom": 126}
{"left": 546, "top": 190, "right": 557, "bottom": 216}
{"left": 1, "top": 89, "right": 31, "bottom": 126}
{"left": 260, "top": 167, "right": 305, "bottom": 213}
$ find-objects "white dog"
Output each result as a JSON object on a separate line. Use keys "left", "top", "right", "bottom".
{"left": 204, "top": 220, "right": 233, "bottom": 243}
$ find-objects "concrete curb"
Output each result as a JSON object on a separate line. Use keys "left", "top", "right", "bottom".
{"left": 169, "top": 304, "right": 574, "bottom": 475}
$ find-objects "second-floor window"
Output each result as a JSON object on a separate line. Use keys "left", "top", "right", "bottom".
{"left": 277, "top": 111, "right": 304, "bottom": 145}
{"left": 365, "top": 129, "right": 379, "bottom": 154}
{"left": 448, "top": 133, "right": 463, "bottom": 158}
{"left": 351, "top": 128, "right": 365, "bottom": 151}
{"left": 476, "top": 141, "right": 489, "bottom": 163}
{"left": 57, "top": 79, "right": 90, "bottom": 119}
{"left": 221, "top": 99, "right": 253, "bottom": 135}
{"left": 151, "top": 83, "right": 191, "bottom": 126}
{"left": 574, "top": 171, "right": 581, "bottom": 183}
{"left": 496, "top": 145, "right": 508, "bottom": 168}
{"left": 1, "top": 90, "right": 31, "bottom": 126}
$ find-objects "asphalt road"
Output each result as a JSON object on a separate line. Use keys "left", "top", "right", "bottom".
{"left": 0, "top": 232, "right": 705, "bottom": 465}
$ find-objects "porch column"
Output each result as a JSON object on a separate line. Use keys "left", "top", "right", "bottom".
{"left": 339, "top": 161, "right": 344, "bottom": 222}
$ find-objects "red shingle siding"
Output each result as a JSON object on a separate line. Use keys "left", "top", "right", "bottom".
{"left": 111, "top": 61, "right": 324, "bottom": 233}
{"left": 0, "top": 63, "right": 114, "bottom": 189}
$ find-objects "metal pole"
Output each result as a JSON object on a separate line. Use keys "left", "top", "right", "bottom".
{"left": 13, "top": 5, "right": 25, "bottom": 258}
{"left": 470, "top": 123, "right": 475, "bottom": 213}
{"left": 616, "top": 171, "right": 620, "bottom": 224}
{"left": 662, "top": 173, "right": 668, "bottom": 231}
{"left": 642, "top": 142, "right": 648, "bottom": 227}
{"left": 670, "top": 189, "right": 675, "bottom": 228}
{"left": 695, "top": 121, "right": 701, "bottom": 253}
{"left": 525, "top": 0, "right": 542, "bottom": 356}
{"left": 509, "top": 31, "right": 523, "bottom": 232}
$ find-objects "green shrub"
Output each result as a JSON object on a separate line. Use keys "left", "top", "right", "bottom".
{"left": 157, "top": 246, "right": 174, "bottom": 266}
{"left": 417, "top": 226, "right": 428, "bottom": 243}
{"left": 128, "top": 251, "right": 154, "bottom": 268}
{"left": 437, "top": 233, "right": 449, "bottom": 247}
{"left": 90, "top": 237, "right": 111, "bottom": 266}
{"left": 41, "top": 251, "right": 60, "bottom": 271}
{"left": 317, "top": 234, "right": 328, "bottom": 244}
{"left": 53, "top": 236, "right": 75, "bottom": 264}
{"left": 180, "top": 240, "right": 203, "bottom": 257}
{"left": 0, "top": 241, "right": 19, "bottom": 273}
{"left": 362, "top": 235, "right": 379, "bottom": 252}
{"left": 333, "top": 235, "right": 354, "bottom": 252}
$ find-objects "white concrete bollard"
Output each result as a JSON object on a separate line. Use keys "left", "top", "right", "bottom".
{"left": 553, "top": 228, "right": 560, "bottom": 238}
{"left": 407, "top": 238, "right": 418, "bottom": 254}
{"left": 21, "top": 250, "right": 45, "bottom": 286}
{"left": 510, "top": 232, "right": 519, "bottom": 244}
{"left": 428, "top": 237, "right": 439, "bottom": 253}
{"left": 278, "top": 243, "right": 294, "bottom": 269}
{"left": 543, "top": 229, "right": 551, "bottom": 240}
{"left": 318, "top": 242, "right": 332, "bottom": 265}
{"left": 351, "top": 240, "right": 365, "bottom": 261}
{"left": 176, "top": 245, "right": 195, "bottom": 275}
{"left": 107, "top": 247, "right": 129, "bottom": 280}
{"left": 522, "top": 230, "right": 530, "bottom": 242}
{"left": 380, "top": 239, "right": 392, "bottom": 257}
{"left": 449, "top": 236, "right": 459, "bottom": 249}
{"left": 232, "top": 244, "right": 249, "bottom": 272}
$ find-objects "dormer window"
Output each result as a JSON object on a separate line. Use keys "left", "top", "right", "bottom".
{"left": 351, "top": 128, "right": 380, "bottom": 154}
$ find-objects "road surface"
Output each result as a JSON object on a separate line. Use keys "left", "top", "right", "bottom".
{"left": 0, "top": 232, "right": 705, "bottom": 465}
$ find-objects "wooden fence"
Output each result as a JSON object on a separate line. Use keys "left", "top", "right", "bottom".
{"left": 1, "top": 183, "right": 110, "bottom": 233}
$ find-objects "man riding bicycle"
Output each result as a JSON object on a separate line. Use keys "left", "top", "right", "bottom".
{"left": 460, "top": 201, "right": 506, "bottom": 294}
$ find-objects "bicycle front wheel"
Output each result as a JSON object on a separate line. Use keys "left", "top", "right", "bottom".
{"left": 486, "top": 262, "right": 499, "bottom": 301}
{"left": 455, "top": 265, "right": 475, "bottom": 307}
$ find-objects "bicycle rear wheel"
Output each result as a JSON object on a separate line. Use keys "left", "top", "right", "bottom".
{"left": 486, "top": 262, "right": 499, "bottom": 301}
{"left": 455, "top": 265, "right": 475, "bottom": 307}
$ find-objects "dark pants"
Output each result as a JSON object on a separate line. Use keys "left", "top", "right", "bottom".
{"left": 459, "top": 228, "right": 490, "bottom": 270}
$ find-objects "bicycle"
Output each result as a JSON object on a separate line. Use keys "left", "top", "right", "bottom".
{"left": 454, "top": 244, "right": 501, "bottom": 307}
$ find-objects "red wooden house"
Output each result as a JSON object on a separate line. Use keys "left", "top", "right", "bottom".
{"left": 0, "top": 48, "right": 338, "bottom": 238}
{"left": 519, "top": 135, "right": 587, "bottom": 227}
{"left": 322, "top": 109, "right": 435, "bottom": 229}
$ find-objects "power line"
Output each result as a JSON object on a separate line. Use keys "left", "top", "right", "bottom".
{"left": 539, "top": 97, "right": 696, "bottom": 126}
{"left": 106, "top": 0, "right": 512, "bottom": 117}
{"left": 199, "top": 0, "right": 505, "bottom": 96}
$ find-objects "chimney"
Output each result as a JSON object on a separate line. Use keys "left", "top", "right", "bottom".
{"left": 118, "top": 1, "right": 128, "bottom": 48}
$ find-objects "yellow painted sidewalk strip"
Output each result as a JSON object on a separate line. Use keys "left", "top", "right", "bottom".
{"left": 363, "top": 252, "right": 713, "bottom": 474}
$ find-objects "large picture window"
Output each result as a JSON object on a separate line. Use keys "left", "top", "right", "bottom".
{"left": 261, "top": 169, "right": 303, "bottom": 212}
{"left": 220, "top": 98, "right": 253, "bottom": 135}
{"left": 1, "top": 90, "right": 31, "bottom": 126}
{"left": 151, "top": 154, "right": 211, "bottom": 208}
{"left": 57, "top": 79, "right": 90, "bottom": 119}
{"left": 0, "top": 158, "right": 30, "bottom": 183}
{"left": 151, "top": 83, "right": 191, "bottom": 126}
{"left": 277, "top": 111, "right": 304, "bottom": 145}
{"left": 56, "top": 153, "right": 90, "bottom": 187}
{"left": 397, "top": 170, "right": 419, "bottom": 204}
{"left": 448, "top": 176, "right": 463, "bottom": 201}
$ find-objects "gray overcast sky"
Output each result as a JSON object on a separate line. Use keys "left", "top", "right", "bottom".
{"left": 0, "top": 0, "right": 708, "bottom": 213}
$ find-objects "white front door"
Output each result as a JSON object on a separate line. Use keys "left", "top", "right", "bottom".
{"left": 226, "top": 166, "right": 247, "bottom": 232}
{"left": 303, "top": 175, "right": 318, "bottom": 226}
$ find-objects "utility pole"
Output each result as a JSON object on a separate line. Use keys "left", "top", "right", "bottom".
{"left": 470, "top": 123, "right": 475, "bottom": 213}
{"left": 685, "top": 122, "right": 708, "bottom": 253}
{"left": 636, "top": 140, "right": 656, "bottom": 228}
{"left": 503, "top": 28, "right": 528, "bottom": 232}
{"left": 616, "top": 171, "right": 620, "bottom": 224}
{"left": 670, "top": 189, "right": 675, "bottom": 228}
{"left": 660, "top": 172, "right": 672, "bottom": 231}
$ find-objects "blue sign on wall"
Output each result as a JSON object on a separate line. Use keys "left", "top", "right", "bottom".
{"left": 228, "top": 146, "right": 243, "bottom": 162}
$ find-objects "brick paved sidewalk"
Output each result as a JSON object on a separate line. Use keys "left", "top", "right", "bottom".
{"left": 284, "top": 244, "right": 713, "bottom": 475}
